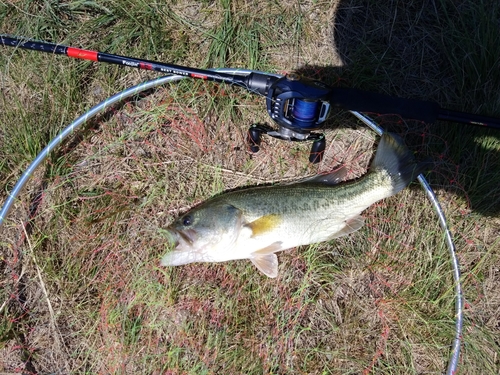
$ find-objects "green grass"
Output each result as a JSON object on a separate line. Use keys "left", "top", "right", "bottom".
{"left": 1, "top": 0, "right": 500, "bottom": 374}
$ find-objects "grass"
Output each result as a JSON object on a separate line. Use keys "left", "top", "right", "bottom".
{"left": 1, "top": 0, "right": 500, "bottom": 374}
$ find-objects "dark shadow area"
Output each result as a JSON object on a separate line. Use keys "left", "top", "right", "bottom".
{"left": 296, "top": 0, "right": 500, "bottom": 216}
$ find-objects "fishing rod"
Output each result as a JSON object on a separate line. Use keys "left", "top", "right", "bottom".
{"left": 2, "top": 34, "right": 500, "bottom": 163}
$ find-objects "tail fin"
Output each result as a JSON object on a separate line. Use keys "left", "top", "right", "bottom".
{"left": 370, "top": 133, "right": 427, "bottom": 194}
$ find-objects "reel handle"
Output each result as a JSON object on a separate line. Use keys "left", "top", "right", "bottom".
{"left": 308, "top": 134, "right": 326, "bottom": 164}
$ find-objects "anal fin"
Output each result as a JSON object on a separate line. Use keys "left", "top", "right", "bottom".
{"left": 328, "top": 215, "right": 365, "bottom": 240}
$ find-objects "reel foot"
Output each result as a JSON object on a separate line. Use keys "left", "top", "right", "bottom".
{"left": 247, "top": 124, "right": 325, "bottom": 164}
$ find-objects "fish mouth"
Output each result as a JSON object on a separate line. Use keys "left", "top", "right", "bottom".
{"left": 161, "top": 228, "right": 199, "bottom": 267}
{"left": 168, "top": 228, "right": 196, "bottom": 248}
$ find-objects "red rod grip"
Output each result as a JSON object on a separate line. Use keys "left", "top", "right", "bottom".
{"left": 67, "top": 47, "right": 98, "bottom": 61}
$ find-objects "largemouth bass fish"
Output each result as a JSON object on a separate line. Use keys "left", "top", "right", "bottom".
{"left": 161, "top": 133, "right": 423, "bottom": 278}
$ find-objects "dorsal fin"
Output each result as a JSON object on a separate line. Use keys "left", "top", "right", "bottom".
{"left": 302, "top": 167, "right": 348, "bottom": 185}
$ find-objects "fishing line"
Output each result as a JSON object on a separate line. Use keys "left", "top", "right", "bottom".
{"left": 0, "top": 66, "right": 462, "bottom": 374}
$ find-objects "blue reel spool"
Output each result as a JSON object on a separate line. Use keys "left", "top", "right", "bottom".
{"left": 292, "top": 98, "right": 320, "bottom": 122}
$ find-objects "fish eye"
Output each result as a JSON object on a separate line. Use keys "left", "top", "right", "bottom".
{"left": 182, "top": 215, "right": 193, "bottom": 226}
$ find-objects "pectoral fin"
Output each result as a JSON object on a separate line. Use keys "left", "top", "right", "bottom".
{"left": 250, "top": 241, "right": 283, "bottom": 278}
{"left": 246, "top": 214, "right": 281, "bottom": 237}
{"left": 328, "top": 215, "right": 365, "bottom": 239}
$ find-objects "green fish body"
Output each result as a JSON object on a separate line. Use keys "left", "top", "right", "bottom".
{"left": 161, "top": 133, "right": 423, "bottom": 277}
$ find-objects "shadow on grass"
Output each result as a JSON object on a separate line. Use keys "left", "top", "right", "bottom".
{"left": 296, "top": 0, "right": 500, "bottom": 217}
